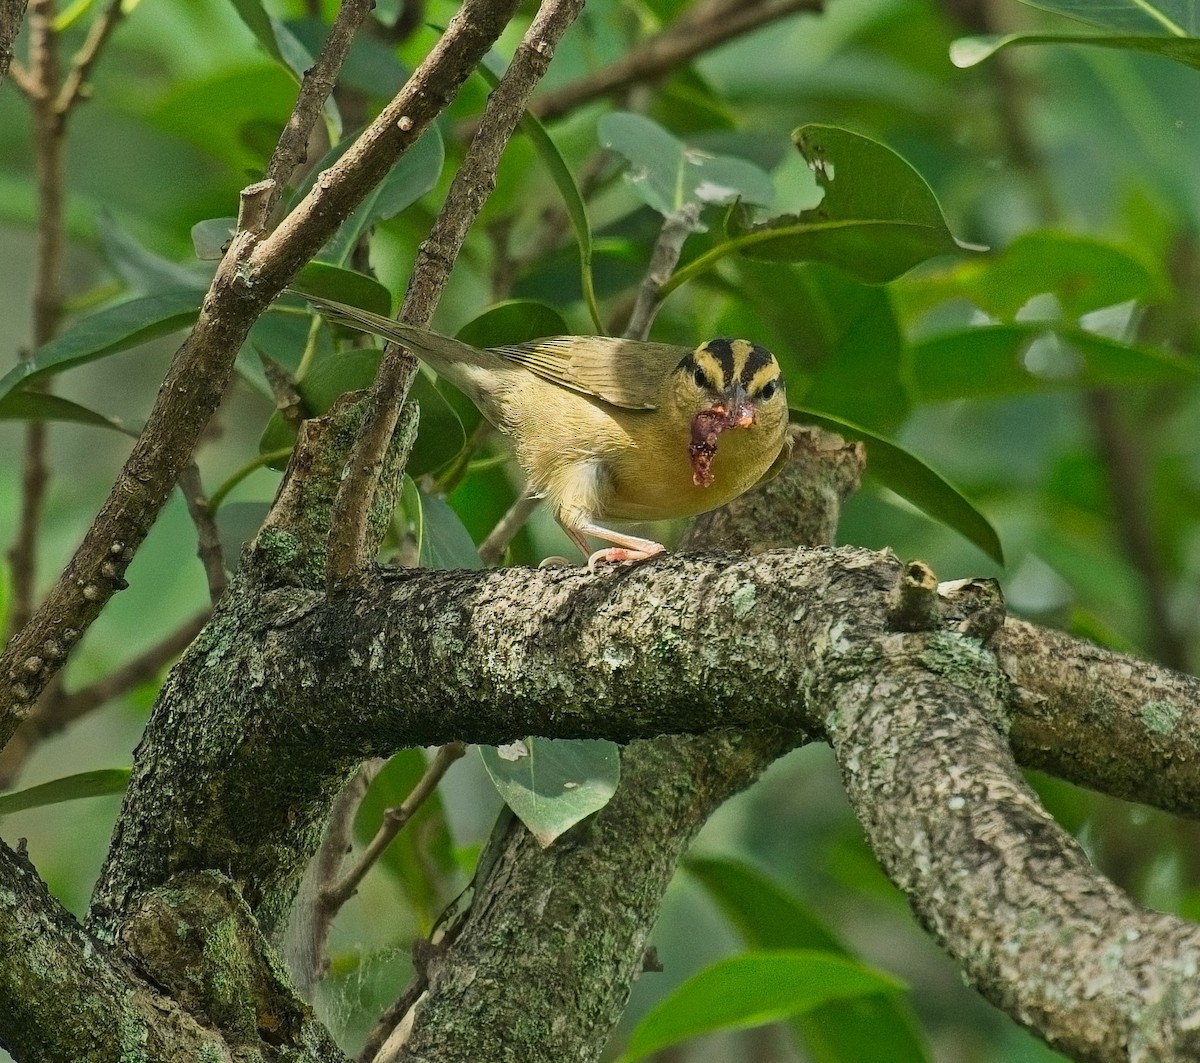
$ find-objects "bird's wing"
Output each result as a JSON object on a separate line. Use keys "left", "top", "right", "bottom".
{"left": 492, "top": 336, "right": 692, "bottom": 411}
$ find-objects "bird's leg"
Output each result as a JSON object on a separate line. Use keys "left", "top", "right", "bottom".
{"left": 568, "top": 521, "right": 666, "bottom": 571}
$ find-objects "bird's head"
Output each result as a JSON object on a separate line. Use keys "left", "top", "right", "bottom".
{"left": 670, "top": 338, "right": 788, "bottom": 487}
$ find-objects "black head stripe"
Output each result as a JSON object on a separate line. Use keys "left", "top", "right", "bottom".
{"left": 701, "top": 338, "right": 737, "bottom": 388}
{"left": 739, "top": 344, "right": 776, "bottom": 388}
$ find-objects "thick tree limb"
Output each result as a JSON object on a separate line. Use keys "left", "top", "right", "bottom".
{"left": 828, "top": 650, "right": 1200, "bottom": 1062}
{"left": 0, "top": 838, "right": 234, "bottom": 1063}
{"left": 999, "top": 616, "right": 1200, "bottom": 816}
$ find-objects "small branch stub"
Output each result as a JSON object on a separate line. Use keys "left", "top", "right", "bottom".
{"left": 886, "top": 560, "right": 941, "bottom": 632}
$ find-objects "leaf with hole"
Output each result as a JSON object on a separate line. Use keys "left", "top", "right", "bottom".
{"left": 479, "top": 738, "right": 620, "bottom": 846}
{"left": 599, "top": 111, "right": 774, "bottom": 220}
{"left": 701, "top": 125, "right": 977, "bottom": 286}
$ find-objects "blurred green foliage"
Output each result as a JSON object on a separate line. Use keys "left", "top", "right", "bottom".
{"left": 3, "top": 0, "right": 1200, "bottom": 1060}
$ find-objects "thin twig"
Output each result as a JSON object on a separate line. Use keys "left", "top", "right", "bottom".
{"left": 0, "top": 0, "right": 28, "bottom": 89}
{"left": 325, "top": 0, "right": 588, "bottom": 585}
{"left": 532, "top": 0, "right": 823, "bottom": 122}
{"left": 478, "top": 494, "right": 540, "bottom": 565}
{"left": 326, "top": 743, "right": 466, "bottom": 911}
{"left": 54, "top": 0, "right": 125, "bottom": 120}
{"left": 177, "top": 463, "right": 228, "bottom": 604}
{"left": 623, "top": 205, "right": 701, "bottom": 341}
{"left": 288, "top": 759, "right": 386, "bottom": 998}
{"left": 262, "top": 0, "right": 377, "bottom": 223}
{"left": 7, "top": 0, "right": 61, "bottom": 643}
{"left": 0, "top": 609, "right": 209, "bottom": 788}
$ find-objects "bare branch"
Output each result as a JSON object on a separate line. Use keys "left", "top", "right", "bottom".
{"left": 54, "top": 0, "right": 125, "bottom": 120}
{"left": 477, "top": 494, "right": 539, "bottom": 565}
{"left": 0, "top": 610, "right": 209, "bottom": 789}
{"left": 326, "top": 743, "right": 465, "bottom": 911}
{"left": 533, "top": 0, "right": 824, "bottom": 122}
{"left": 262, "top": 0, "right": 377, "bottom": 222}
{"left": 178, "top": 463, "right": 229, "bottom": 604}
{"left": 325, "top": 0, "right": 587, "bottom": 583}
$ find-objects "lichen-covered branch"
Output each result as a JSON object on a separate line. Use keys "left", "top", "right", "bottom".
{"left": 0, "top": 838, "right": 233, "bottom": 1063}
{"left": 827, "top": 648, "right": 1200, "bottom": 1061}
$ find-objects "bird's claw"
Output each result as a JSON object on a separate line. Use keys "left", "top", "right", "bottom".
{"left": 586, "top": 543, "right": 666, "bottom": 572}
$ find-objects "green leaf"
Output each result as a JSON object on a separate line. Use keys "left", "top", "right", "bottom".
{"left": 481, "top": 55, "right": 603, "bottom": 330}
{"left": 192, "top": 218, "right": 237, "bottom": 261}
{"left": 0, "top": 289, "right": 202, "bottom": 406}
{"left": 304, "top": 127, "right": 444, "bottom": 265}
{"left": 907, "top": 325, "right": 1197, "bottom": 403}
{"left": 353, "top": 749, "right": 457, "bottom": 935}
{"left": 618, "top": 950, "right": 904, "bottom": 1063}
{"left": 97, "top": 212, "right": 212, "bottom": 294}
{"left": 598, "top": 111, "right": 775, "bottom": 219}
{"left": 686, "top": 858, "right": 929, "bottom": 1063}
{"left": 290, "top": 264, "right": 393, "bottom": 316}
{"left": 272, "top": 19, "right": 342, "bottom": 139}
{"left": 259, "top": 348, "right": 465, "bottom": 477}
{"left": 403, "top": 482, "right": 482, "bottom": 569}
{"left": 453, "top": 300, "right": 571, "bottom": 348}
{"left": 791, "top": 407, "right": 1004, "bottom": 564}
{"left": 0, "top": 390, "right": 134, "bottom": 434}
{"left": 479, "top": 738, "right": 620, "bottom": 847}
{"left": 702, "top": 125, "right": 974, "bottom": 287}
{"left": 894, "top": 232, "right": 1166, "bottom": 323}
{"left": 0, "top": 768, "right": 131, "bottom": 817}
{"left": 226, "top": 0, "right": 284, "bottom": 63}
{"left": 1016, "top": 0, "right": 1197, "bottom": 36}
{"left": 950, "top": 33, "right": 1200, "bottom": 71}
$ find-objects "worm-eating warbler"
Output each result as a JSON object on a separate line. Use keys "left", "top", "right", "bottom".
{"left": 302, "top": 294, "right": 790, "bottom": 566}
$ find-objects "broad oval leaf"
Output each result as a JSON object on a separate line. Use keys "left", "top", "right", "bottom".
{"left": 1017, "top": 0, "right": 1198, "bottom": 36}
{"left": 894, "top": 232, "right": 1166, "bottom": 323}
{"left": 715, "top": 125, "right": 977, "bottom": 284}
{"left": 296, "top": 126, "right": 444, "bottom": 265}
{"left": 618, "top": 950, "right": 903, "bottom": 1063}
{"left": 402, "top": 478, "right": 483, "bottom": 570}
{"left": 686, "top": 857, "right": 929, "bottom": 1063}
{"left": 0, "top": 768, "right": 131, "bottom": 817}
{"left": 598, "top": 111, "right": 774, "bottom": 219}
{"left": 951, "top": 33, "right": 1200, "bottom": 71}
{"left": 479, "top": 737, "right": 620, "bottom": 847}
{"left": 0, "top": 289, "right": 203, "bottom": 405}
{"left": 791, "top": 407, "right": 1004, "bottom": 564}
{"left": 291, "top": 263, "right": 393, "bottom": 316}
{"left": 907, "top": 324, "right": 1197, "bottom": 403}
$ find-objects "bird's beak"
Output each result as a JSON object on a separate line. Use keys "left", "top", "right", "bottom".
{"left": 709, "top": 382, "right": 755, "bottom": 429}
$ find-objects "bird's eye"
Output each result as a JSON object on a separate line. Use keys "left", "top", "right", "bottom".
{"left": 692, "top": 366, "right": 709, "bottom": 389}
{"left": 758, "top": 379, "right": 779, "bottom": 402}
